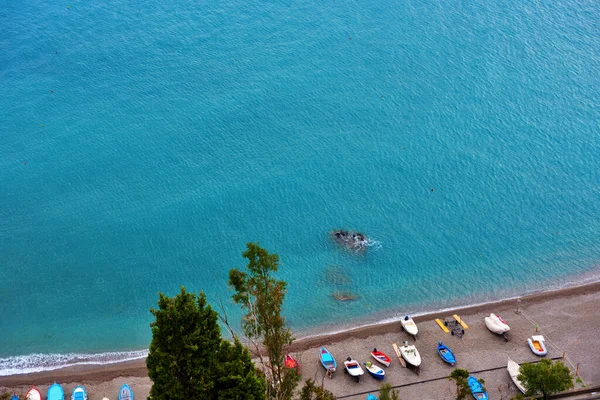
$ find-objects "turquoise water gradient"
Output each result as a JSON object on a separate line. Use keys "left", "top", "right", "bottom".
{"left": 1, "top": 0, "right": 599, "bottom": 368}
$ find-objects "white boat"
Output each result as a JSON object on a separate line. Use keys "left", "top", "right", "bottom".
{"left": 484, "top": 313, "right": 510, "bottom": 335}
{"left": 344, "top": 357, "right": 365, "bottom": 382}
{"left": 527, "top": 335, "right": 548, "bottom": 356}
{"left": 26, "top": 388, "right": 42, "bottom": 400}
{"left": 400, "top": 315, "right": 418, "bottom": 337}
{"left": 363, "top": 362, "right": 385, "bottom": 380}
{"left": 399, "top": 341, "right": 421, "bottom": 367}
{"left": 507, "top": 358, "right": 526, "bottom": 393}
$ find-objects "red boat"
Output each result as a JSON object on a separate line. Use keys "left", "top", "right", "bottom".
{"left": 25, "top": 387, "right": 42, "bottom": 400}
{"left": 284, "top": 354, "right": 300, "bottom": 371}
{"left": 370, "top": 348, "right": 391, "bottom": 367}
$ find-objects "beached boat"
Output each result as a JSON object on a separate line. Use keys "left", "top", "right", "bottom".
{"left": 468, "top": 375, "right": 488, "bottom": 400}
{"left": 25, "top": 388, "right": 42, "bottom": 400}
{"left": 284, "top": 354, "right": 300, "bottom": 371}
{"left": 118, "top": 384, "right": 134, "bottom": 400}
{"left": 527, "top": 335, "right": 548, "bottom": 356}
{"left": 400, "top": 315, "right": 418, "bottom": 337}
{"left": 11, "top": 395, "right": 19, "bottom": 400}
{"left": 437, "top": 341, "right": 456, "bottom": 366}
{"left": 47, "top": 383, "right": 65, "bottom": 400}
{"left": 319, "top": 347, "right": 337, "bottom": 374}
{"left": 370, "top": 348, "right": 391, "bottom": 367}
{"left": 507, "top": 358, "right": 526, "bottom": 394}
{"left": 484, "top": 313, "right": 510, "bottom": 335}
{"left": 363, "top": 362, "right": 385, "bottom": 380}
{"left": 344, "top": 357, "right": 365, "bottom": 382}
{"left": 71, "top": 385, "right": 88, "bottom": 400}
{"left": 399, "top": 341, "right": 421, "bottom": 367}
{"left": 366, "top": 395, "right": 378, "bottom": 400}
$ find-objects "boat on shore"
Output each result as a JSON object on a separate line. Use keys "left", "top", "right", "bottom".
{"left": 71, "top": 385, "right": 88, "bottom": 400}
{"left": 47, "top": 383, "right": 65, "bottom": 400}
{"left": 284, "top": 354, "right": 300, "bottom": 371}
{"left": 366, "top": 395, "right": 378, "bottom": 400}
{"left": 363, "top": 362, "right": 385, "bottom": 380}
{"left": 399, "top": 341, "right": 421, "bottom": 368}
{"left": 370, "top": 348, "right": 391, "bottom": 367}
{"left": 25, "top": 388, "right": 42, "bottom": 400}
{"left": 118, "top": 384, "right": 134, "bottom": 400}
{"left": 468, "top": 375, "right": 488, "bottom": 400}
{"left": 400, "top": 315, "right": 418, "bottom": 338}
{"left": 344, "top": 357, "right": 365, "bottom": 382}
{"left": 507, "top": 358, "right": 526, "bottom": 394}
{"left": 319, "top": 347, "right": 337, "bottom": 375}
{"left": 437, "top": 342, "right": 456, "bottom": 366}
{"left": 527, "top": 335, "right": 548, "bottom": 356}
{"left": 484, "top": 313, "right": 510, "bottom": 335}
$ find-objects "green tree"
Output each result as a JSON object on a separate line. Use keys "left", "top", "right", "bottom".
{"left": 448, "top": 369, "right": 478, "bottom": 400}
{"left": 518, "top": 359, "right": 574, "bottom": 400}
{"left": 147, "top": 287, "right": 265, "bottom": 400}
{"left": 229, "top": 243, "right": 299, "bottom": 399}
{"left": 299, "top": 379, "right": 336, "bottom": 400}
{"left": 379, "top": 383, "right": 401, "bottom": 400}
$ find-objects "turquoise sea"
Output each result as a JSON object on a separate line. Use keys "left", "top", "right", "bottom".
{"left": 1, "top": 0, "right": 599, "bottom": 374}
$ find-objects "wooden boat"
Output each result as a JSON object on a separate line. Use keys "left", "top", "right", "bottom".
{"left": 118, "top": 384, "right": 134, "bottom": 400}
{"left": 527, "top": 335, "right": 548, "bottom": 356}
{"left": 399, "top": 341, "right": 421, "bottom": 367}
{"left": 484, "top": 313, "right": 510, "bottom": 335}
{"left": 507, "top": 358, "right": 526, "bottom": 394}
{"left": 437, "top": 341, "right": 456, "bottom": 366}
{"left": 370, "top": 348, "right": 391, "bottom": 367}
{"left": 344, "top": 357, "right": 364, "bottom": 382}
{"left": 71, "top": 385, "right": 88, "bottom": 400}
{"left": 284, "top": 354, "right": 300, "bottom": 371}
{"left": 400, "top": 315, "right": 418, "bottom": 337}
{"left": 319, "top": 347, "right": 337, "bottom": 374}
{"left": 47, "top": 383, "right": 65, "bottom": 400}
{"left": 468, "top": 375, "right": 489, "bottom": 400}
{"left": 25, "top": 388, "right": 42, "bottom": 400}
{"left": 363, "top": 362, "right": 385, "bottom": 380}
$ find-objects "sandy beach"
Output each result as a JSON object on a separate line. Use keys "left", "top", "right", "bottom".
{"left": 2, "top": 282, "right": 600, "bottom": 399}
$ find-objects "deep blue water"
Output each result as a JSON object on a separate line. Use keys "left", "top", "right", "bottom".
{"left": 1, "top": 0, "right": 599, "bottom": 374}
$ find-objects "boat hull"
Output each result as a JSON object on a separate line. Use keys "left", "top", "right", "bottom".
{"left": 507, "top": 358, "right": 527, "bottom": 394}
{"left": 364, "top": 363, "right": 385, "bottom": 380}
{"left": 468, "top": 376, "right": 488, "bottom": 400}
{"left": 400, "top": 317, "right": 418, "bottom": 336}
{"left": 25, "top": 388, "right": 42, "bottom": 400}
{"left": 484, "top": 313, "right": 510, "bottom": 335}
{"left": 371, "top": 351, "right": 391, "bottom": 367}
{"left": 527, "top": 336, "right": 548, "bottom": 356}
{"left": 319, "top": 347, "right": 337, "bottom": 373}
{"left": 118, "top": 384, "right": 135, "bottom": 400}
{"left": 400, "top": 344, "right": 421, "bottom": 367}
{"left": 47, "top": 383, "right": 65, "bottom": 400}
{"left": 437, "top": 343, "right": 456, "bottom": 366}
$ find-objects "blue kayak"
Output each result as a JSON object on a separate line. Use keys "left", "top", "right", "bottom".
{"left": 468, "top": 376, "right": 488, "bottom": 400}
{"left": 118, "top": 384, "right": 134, "bottom": 400}
{"left": 437, "top": 341, "right": 456, "bottom": 366}
{"left": 47, "top": 383, "right": 65, "bottom": 400}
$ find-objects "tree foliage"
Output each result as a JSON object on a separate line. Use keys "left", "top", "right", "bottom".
{"left": 379, "top": 383, "right": 401, "bottom": 400}
{"left": 147, "top": 287, "right": 265, "bottom": 400}
{"left": 229, "top": 243, "right": 299, "bottom": 399}
{"left": 448, "top": 369, "right": 478, "bottom": 400}
{"left": 518, "top": 359, "right": 574, "bottom": 400}
{"left": 299, "top": 379, "right": 336, "bottom": 400}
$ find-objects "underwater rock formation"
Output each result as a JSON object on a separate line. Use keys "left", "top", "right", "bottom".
{"left": 330, "top": 230, "right": 368, "bottom": 251}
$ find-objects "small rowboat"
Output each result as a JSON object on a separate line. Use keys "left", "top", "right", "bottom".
{"left": 71, "top": 385, "right": 88, "bottom": 400}
{"left": 507, "top": 358, "right": 526, "bottom": 393}
{"left": 400, "top": 315, "right": 418, "bottom": 337}
{"left": 484, "top": 313, "right": 510, "bottom": 335}
{"left": 527, "top": 335, "right": 548, "bottom": 356}
{"left": 25, "top": 388, "right": 42, "bottom": 400}
{"left": 363, "top": 362, "right": 385, "bottom": 380}
{"left": 118, "top": 384, "right": 134, "bottom": 400}
{"left": 344, "top": 357, "right": 365, "bottom": 382}
{"left": 319, "top": 347, "right": 337, "bottom": 375}
{"left": 47, "top": 383, "right": 65, "bottom": 400}
{"left": 366, "top": 395, "right": 378, "bottom": 400}
{"left": 437, "top": 341, "right": 456, "bottom": 366}
{"left": 468, "top": 375, "right": 488, "bottom": 400}
{"left": 399, "top": 341, "right": 421, "bottom": 367}
{"left": 285, "top": 354, "right": 300, "bottom": 371}
{"left": 370, "top": 348, "right": 391, "bottom": 367}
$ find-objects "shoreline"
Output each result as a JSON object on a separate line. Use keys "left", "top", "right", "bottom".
{"left": 2, "top": 279, "right": 600, "bottom": 387}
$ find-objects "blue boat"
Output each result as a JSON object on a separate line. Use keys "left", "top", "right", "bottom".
{"left": 366, "top": 395, "right": 378, "bottom": 400}
{"left": 437, "top": 341, "right": 456, "bottom": 366}
{"left": 319, "top": 347, "right": 337, "bottom": 374}
{"left": 47, "top": 383, "right": 65, "bottom": 400}
{"left": 468, "top": 376, "right": 488, "bottom": 400}
{"left": 363, "top": 362, "right": 385, "bottom": 380}
{"left": 71, "top": 385, "right": 87, "bottom": 400}
{"left": 118, "top": 384, "right": 134, "bottom": 400}
{"left": 10, "top": 395, "right": 19, "bottom": 400}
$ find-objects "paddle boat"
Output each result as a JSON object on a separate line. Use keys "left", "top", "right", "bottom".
{"left": 437, "top": 341, "right": 456, "bottom": 366}
{"left": 527, "top": 335, "right": 548, "bottom": 356}
{"left": 25, "top": 388, "right": 42, "bottom": 400}
{"left": 118, "top": 384, "right": 134, "bottom": 400}
{"left": 363, "top": 361, "right": 385, "bottom": 380}
{"left": 319, "top": 347, "right": 337, "bottom": 376}
{"left": 344, "top": 357, "right": 365, "bottom": 382}
{"left": 400, "top": 315, "right": 418, "bottom": 337}
{"left": 507, "top": 358, "right": 526, "bottom": 394}
{"left": 47, "top": 383, "right": 65, "bottom": 400}
{"left": 285, "top": 354, "right": 300, "bottom": 371}
{"left": 468, "top": 375, "right": 488, "bottom": 400}
{"left": 399, "top": 341, "right": 421, "bottom": 368}
{"left": 71, "top": 385, "right": 88, "bottom": 400}
{"left": 370, "top": 348, "right": 391, "bottom": 367}
{"left": 366, "top": 395, "right": 378, "bottom": 400}
{"left": 484, "top": 313, "right": 510, "bottom": 335}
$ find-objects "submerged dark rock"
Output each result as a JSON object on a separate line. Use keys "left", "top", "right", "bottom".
{"left": 330, "top": 230, "right": 368, "bottom": 251}
{"left": 332, "top": 291, "right": 359, "bottom": 301}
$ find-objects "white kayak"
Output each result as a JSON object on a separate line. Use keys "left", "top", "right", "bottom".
{"left": 344, "top": 357, "right": 365, "bottom": 381}
{"left": 399, "top": 341, "right": 421, "bottom": 367}
{"left": 527, "top": 335, "right": 548, "bottom": 356}
{"left": 400, "top": 315, "right": 418, "bottom": 336}
{"left": 484, "top": 313, "right": 510, "bottom": 335}
{"left": 507, "top": 358, "right": 526, "bottom": 393}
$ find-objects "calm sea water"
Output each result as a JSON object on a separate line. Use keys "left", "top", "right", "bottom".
{"left": 1, "top": 0, "right": 599, "bottom": 374}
